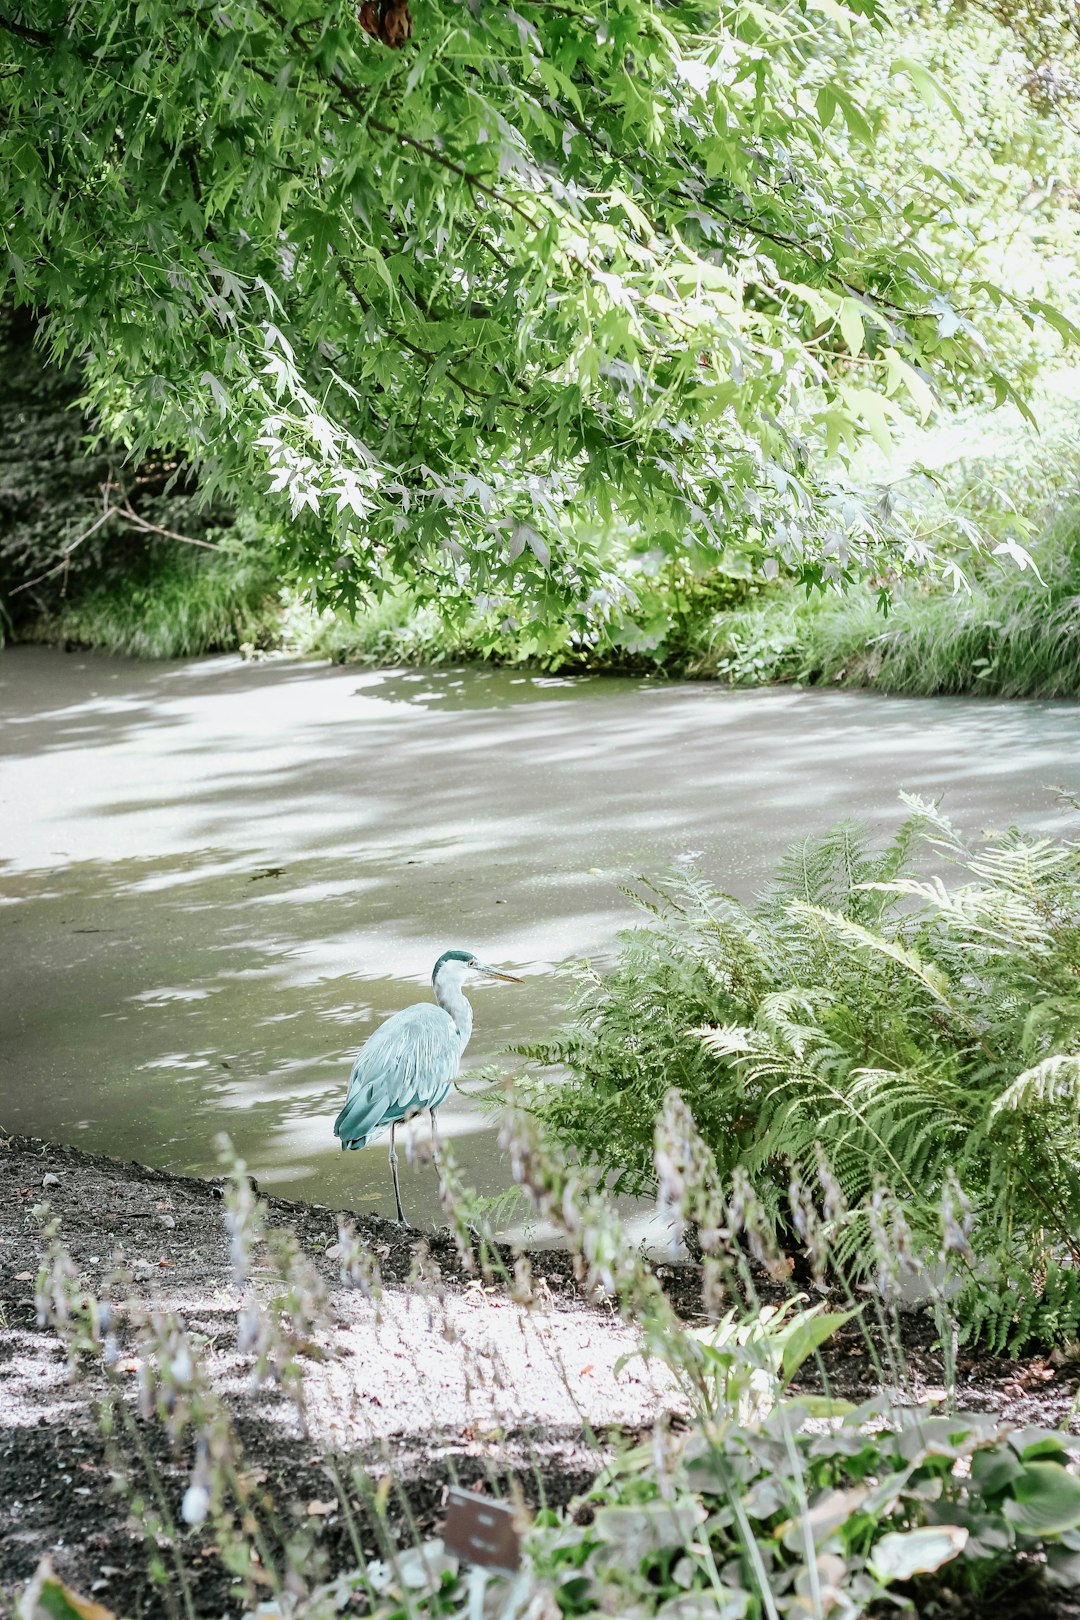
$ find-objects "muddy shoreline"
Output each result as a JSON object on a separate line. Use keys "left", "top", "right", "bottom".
{"left": 3, "top": 1132, "right": 1080, "bottom": 1619}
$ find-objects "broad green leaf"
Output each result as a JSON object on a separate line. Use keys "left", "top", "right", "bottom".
{"left": 1014, "top": 1429, "right": 1073, "bottom": 1465}
{"left": 592, "top": 1499, "right": 706, "bottom": 1554}
{"left": 882, "top": 348, "right": 934, "bottom": 422}
{"left": 1004, "top": 1463, "right": 1080, "bottom": 1536}
{"left": 838, "top": 299, "right": 865, "bottom": 359}
{"left": 22, "top": 1559, "right": 119, "bottom": 1620}
{"left": 868, "top": 1525, "right": 968, "bottom": 1581}
{"left": 837, "top": 386, "right": 895, "bottom": 456}
{"left": 779, "top": 1485, "right": 871, "bottom": 1550}
{"left": 970, "top": 1445, "right": 1025, "bottom": 1498}
{"left": 1046, "top": 1547, "right": 1080, "bottom": 1590}
{"left": 782, "top": 1309, "right": 859, "bottom": 1381}
{"left": 1029, "top": 300, "right": 1080, "bottom": 347}
{"left": 788, "top": 1394, "right": 856, "bottom": 1418}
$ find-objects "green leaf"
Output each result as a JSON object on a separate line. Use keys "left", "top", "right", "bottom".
{"left": 592, "top": 1500, "right": 706, "bottom": 1554}
{"left": 788, "top": 1394, "right": 856, "bottom": 1418}
{"left": 782, "top": 1309, "right": 859, "bottom": 1381}
{"left": 1014, "top": 1429, "right": 1073, "bottom": 1465}
{"left": 1004, "top": 1463, "right": 1080, "bottom": 1537}
{"left": 970, "top": 1445, "right": 1024, "bottom": 1498}
{"left": 779, "top": 1485, "right": 871, "bottom": 1550}
{"left": 803, "top": 0, "right": 856, "bottom": 29}
{"left": 22, "top": 1559, "right": 119, "bottom": 1620}
{"left": 1029, "top": 300, "right": 1080, "bottom": 347}
{"left": 868, "top": 1525, "right": 968, "bottom": 1582}
{"left": 891, "top": 56, "right": 965, "bottom": 123}
{"left": 838, "top": 299, "right": 865, "bottom": 359}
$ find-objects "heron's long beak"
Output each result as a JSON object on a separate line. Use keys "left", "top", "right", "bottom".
{"left": 475, "top": 963, "right": 522, "bottom": 983}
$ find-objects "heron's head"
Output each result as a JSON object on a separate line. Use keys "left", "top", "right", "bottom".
{"left": 432, "top": 949, "right": 521, "bottom": 987}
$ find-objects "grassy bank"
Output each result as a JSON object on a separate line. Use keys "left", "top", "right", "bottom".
{"left": 289, "top": 523, "right": 1080, "bottom": 700}
{"left": 19, "top": 542, "right": 282, "bottom": 660}
{"left": 686, "top": 516, "right": 1080, "bottom": 699}
{"left": 18, "top": 534, "right": 1080, "bottom": 701}
{"left": 13, "top": 406, "right": 1080, "bottom": 697}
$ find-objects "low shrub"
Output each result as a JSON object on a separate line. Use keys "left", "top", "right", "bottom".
{"left": 524, "top": 798, "right": 1080, "bottom": 1352}
{"left": 363, "top": 1403, "right": 1080, "bottom": 1619}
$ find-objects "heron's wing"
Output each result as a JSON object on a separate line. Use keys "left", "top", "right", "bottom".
{"left": 334, "top": 1002, "right": 461, "bottom": 1148}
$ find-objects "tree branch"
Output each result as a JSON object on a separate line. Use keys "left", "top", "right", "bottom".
{"left": 8, "top": 495, "right": 219, "bottom": 598}
{"left": 0, "top": 15, "right": 56, "bottom": 47}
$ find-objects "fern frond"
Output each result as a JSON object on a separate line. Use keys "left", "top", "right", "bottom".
{"left": 991, "top": 1054, "right": 1080, "bottom": 1116}
{"left": 789, "top": 902, "right": 973, "bottom": 1029}
{"left": 896, "top": 791, "right": 964, "bottom": 854}
{"left": 965, "top": 836, "right": 1080, "bottom": 895}
{"left": 860, "top": 876, "right": 1052, "bottom": 956}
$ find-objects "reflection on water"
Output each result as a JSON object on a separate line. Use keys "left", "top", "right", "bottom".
{"left": 2, "top": 646, "right": 1079, "bottom": 1226}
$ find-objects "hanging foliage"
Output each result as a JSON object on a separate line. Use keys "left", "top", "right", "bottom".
{"left": 1, "top": 0, "right": 1076, "bottom": 628}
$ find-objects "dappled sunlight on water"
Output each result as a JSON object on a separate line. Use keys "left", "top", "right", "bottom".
{"left": 2, "top": 646, "right": 1079, "bottom": 1226}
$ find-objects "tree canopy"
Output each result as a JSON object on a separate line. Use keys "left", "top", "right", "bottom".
{"left": 2, "top": 0, "right": 1076, "bottom": 630}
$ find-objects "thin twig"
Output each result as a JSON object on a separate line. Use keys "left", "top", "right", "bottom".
{"left": 9, "top": 496, "right": 219, "bottom": 597}
{"left": 118, "top": 500, "right": 220, "bottom": 550}
{"left": 9, "top": 509, "right": 116, "bottom": 596}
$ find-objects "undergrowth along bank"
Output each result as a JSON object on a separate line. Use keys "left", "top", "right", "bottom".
{"left": 12, "top": 378, "right": 1080, "bottom": 685}
{"left": 522, "top": 796, "right": 1080, "bottom": 1354}
{"left": 686, "top": 519, "right": 1080, "bottom": 699}
{"left": 21, "top": 541, "right": 282, "bottom": 660}
{"left": 12, "top": 492, "right": 1080, "bottom": 702}
{"left": 17, "top": 534, "right": 1080, "bottom": 702}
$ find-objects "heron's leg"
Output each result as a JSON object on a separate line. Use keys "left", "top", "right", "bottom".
{"left": 429, "top": 1107, "right": 441, "bottom": 1157}
{"left": 389, "top": 1121, "right": 406, "bottom": 1226}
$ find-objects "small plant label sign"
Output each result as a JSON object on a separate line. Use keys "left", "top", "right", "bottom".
{"left": 442, "top": 1489, "right": 522, "bottom": 1572}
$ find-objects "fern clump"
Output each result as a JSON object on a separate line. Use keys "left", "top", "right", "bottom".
{"left": 525, "top": 797, "right": 1080, "bottom": 1351}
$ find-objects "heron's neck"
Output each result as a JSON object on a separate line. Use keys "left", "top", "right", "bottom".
{"left": 434, "top": 971, "right": 472, "bottom": 1051}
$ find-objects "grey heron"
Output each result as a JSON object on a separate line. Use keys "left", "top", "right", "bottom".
{"left": 334, "top": 949, "right": 521, "bottom": 1224}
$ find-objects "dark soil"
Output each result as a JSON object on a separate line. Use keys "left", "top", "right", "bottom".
{"left": 2, "top": 1132, "right": 1079, "bottom": 1620}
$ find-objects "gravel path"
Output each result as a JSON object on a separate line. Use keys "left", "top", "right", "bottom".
{"left": 3, "top": 1132, "right": 1079, "bottom": 1618}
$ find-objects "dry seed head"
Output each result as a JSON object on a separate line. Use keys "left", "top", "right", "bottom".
{"left": 814, "top": 1142, "right": 848, "bottom": 1226}
{"left": 512, "top": 1253, "right": 535, "bottom": 1306}
{"left": 788, "top": 1165, "right": 829, "bottom": 1288}
{"left": 868, "top": 1184, "right": 902, "bottom": 1303}
{"left": 702, "top": 1255, "right": 726, "bottom": 1317}
{"left": 237, "top": 1300, "right": 261, "bottom": 1355}
{"left": 941, "top": 1169, "right": 975, "bottom": 1263}
{"left": 335, "top": 1217, "right": 384, "bottom": 1297}
{"left": 436, "top": 1157, "right": 478, "bottom": 1275}
{"left": 651, "top": 1413, "right": 677, "bottom": 1503}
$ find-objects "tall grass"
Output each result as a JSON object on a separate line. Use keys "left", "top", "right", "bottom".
{"left": 24, "top": 542, "right": 282, "bottom": 659}
{"left": 688, "top": 514, "right": 1080, "bottom": 697}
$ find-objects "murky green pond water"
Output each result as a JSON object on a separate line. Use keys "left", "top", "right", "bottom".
{"left": 2, "top": 647, "right": 1078, "bottom": 1229}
